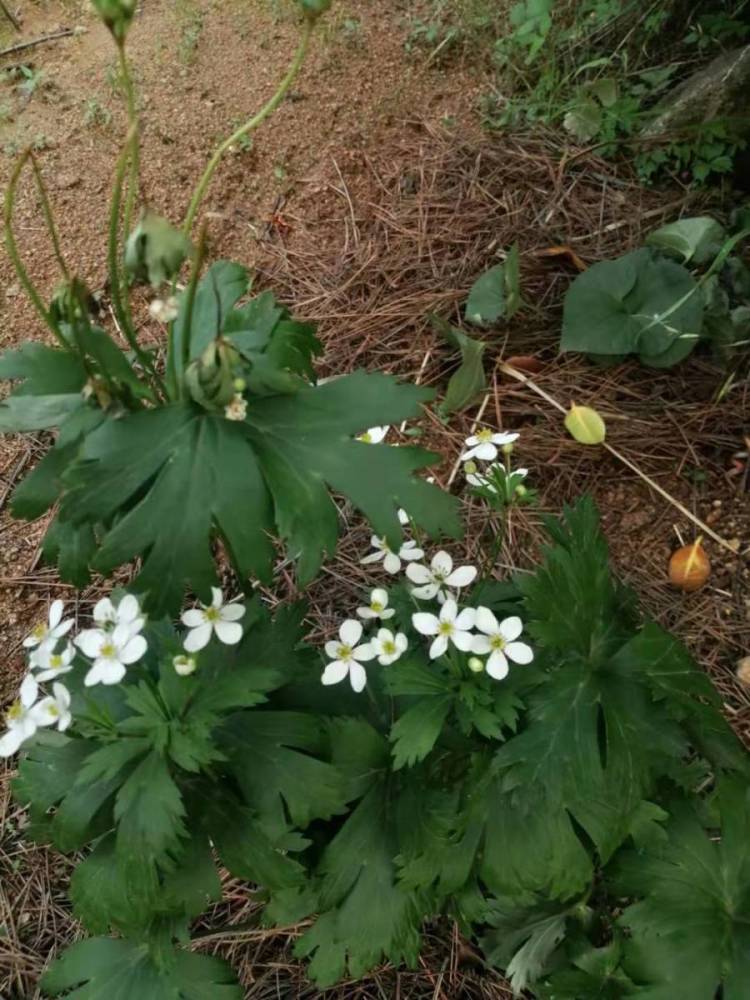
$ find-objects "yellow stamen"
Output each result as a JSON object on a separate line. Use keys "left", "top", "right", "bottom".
{"left": 490, "top": 635, "right": 506, "bottom": 651}
{"left": 438, "top": 621, "right": 453, "bottom": 636}
{"left": 205, "top": 607, "right": 220, "bottom": 622}
{"left": 7, "top": 701, "right": 22, "bottom": 722}
{"left": 100, "top": 642, "right": 116, "bottom": 658}
{"left": 337, "top": 644, "right": 352, "bottom": 659}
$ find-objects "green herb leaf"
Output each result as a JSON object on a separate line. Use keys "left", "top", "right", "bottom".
{"left": 466, "top": 264, "right": 506, "bottom": 326}
{"left": 645, "top": 216, "right": 725, "bottom": 265}
{"left": 431, "top": 314, "right": 486, "bottom": 414}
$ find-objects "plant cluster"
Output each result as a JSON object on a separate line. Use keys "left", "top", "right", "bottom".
{"left": 561, "top": 214, "right": 750, "bottom": 370}
{"left": 482, "top": 0, "right": 750, "bottom": 185}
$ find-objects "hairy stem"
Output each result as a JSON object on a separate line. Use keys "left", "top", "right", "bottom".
{"left": 180, "top": 222, "right": 209, "bottom": 375}
{"left": 29, "top": 153, "right": 70, "bottom": 281}
{"left": 4, "top": 150, "right": 69, "bottom": 349}
{"left": 117, "top": 41, "right": 140, "bottom": 334}
{"left": 182, "top": 20, "right": 314, "bottom": 236}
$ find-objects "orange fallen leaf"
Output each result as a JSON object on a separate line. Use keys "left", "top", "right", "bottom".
{"left": 669, "top": 537, "right": 710, "bottom": 592}
{"left": 505, "top": 355, "right": 545, "bottom": 374}
{"left": 536, "top": 245, "right": 587, "bottom": 272}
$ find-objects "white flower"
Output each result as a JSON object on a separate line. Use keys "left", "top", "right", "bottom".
{"left": 321, "top": 618, "right": 376, "bottom": 693}
{"left": 93, "top": 593, "right": 144, "bottom": 635}
{"left": 77, "top": 623, "right": 148, "bottom": 686}
{"left": 181, "top": 587, "right": 245, "bottom": 652}
{"left": 357, "top": 587, "right": 395, "bottom": 621}
{"left": 471, "top": 608, "right": 533, "bottom": 680}
{"left": 173, "top": 654, "right": 197, "bottom": 676}
{"left": 23, "top": 599, "right": 73, "bottom": 651}
{"left": 360, "top": 535, "right": 424, "bottom": 575}
{"left": 357, "top": 425, "right": 389, "bottom": 444}
{"left": 33, "top": 642, "right": 75, "bottom": 683}
{"left": 224, "top": 394, "right": 248, "bottom": 422}
{"left": 30, "top": 683, "right": 72, "bottom": 732}
{"left": 397, "top": 508, "right": 410, "bottom": 525}
{"left": 148, "top": 296, "right": 179, "bottom": 324}
{"left": 0, "top": 674, "right": 40, "bottom": 757}
{"left": 370, "top": 628, "right": 408, "bottom": 666}
{"left": 461, "top": 429, "right": 519, "bottom": 462}
{"left": 406, "top": 550, "right": 477, "bottom": 603}
{"left": 412, "top": 598, "right": 476, "bottom": 660}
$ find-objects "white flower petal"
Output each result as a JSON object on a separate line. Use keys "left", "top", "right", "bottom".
{"left": 395, "top": 633, "right": 408, "bottom": 653}
{"left": 412, "top": 612, "right": 439, "bottom": 636}
{"left": 380, "top": 608, "right": 395, "bottom": 619}
{"left": 20, "top": 673, "right": 39, "bottom": 708}
{"left": 210, "top": 587, "right": 224, "bottom": 608}
{"left": 473, "top": 442, "right": 498, "bottom": 461}
{"left": 117, "top": 594, "right": 140, "bottom": 624}
{"left": 352, "top": 642, "right": 376, "bottom": 663}
{"left": 49, "top": 599, "right": 64, "bottom": 630}
{"left": 54, "top": 618, "right": 74, "bottom": 639}
{"left": 411, "top": 583, "right": 440, "bottom": 601}
{"left": 429, "top": 635, "right": 448, "bottom": 659}
{"left": 431, "top": 551, "right": 453, "bottom": 577}
{"left": 31, "top": 697, "right": 57, "bottom": 728}
{"left": 76, "top": 628, "right": 105, "bottom": 657}
{"left": 52, "top": 683, "right": 71, "bottom": 708}
{"left": 371, "top": 587, "right": 388, "bottom": 606}
{"left": 464, "top": 434, "right": 480, "bottom": 447}
{"left": 93, "top": 597, "right": 115, "bottom": 624}
{"left": 446, "top": 566, "right": 477, "bottom": 588}
{"left": 383, "top": 552, "right": 401, "bottom": 574}
{"left": 325, "top": 639, "right": 341, "bottom": 659}
{"left": 340, "top": 619, "right": 363, "bottom": 647}
{"left": 120, "top": 634, "right": 148, "bottom": 664}
{"left": 494, "top": 432, "right": 519, "bottom": 445}
{"left": 92, "top": 659, "right": 127, "bottom": 685}
{"left": 486, "top": 650, "right": 509, "bottom": 680}
{"left": 400, "top": 545, "right": 424, "bottom": 561}
{"left": 406, "top": 563, "right": 432, "bottom": 585}
{"left": 454, "top": 607, "right": 476, "bottom": 631}
{"left": 471, "top": 634, "right": 492, "bottom": 655}
{"left": 360, "top": 550, "right": 385, "bottom": 565}
{"left": 376, "top": 628, "right": 394, "bottom": 645}
{"left": 475, "top": 606, "right": 499, "bottom": 635}
{"left": 499, "top": 616, "right": 523, "bottom": 642}
{"left": 0, "top": 728, "right": 25, "bottom": 757}
{"left": 184, "top": 623, "right": 213, "bottom": 652}
{"left": 440, "top": 598, "right": 458, "bottom": 623}
{"left": 349, "top": 662, "right": 368, "bottom": 692}
{"left": 220, "top": 602, "right": 245, "bottom": 622}
{"left": 181, "top": 608, "right": 205, "bottom": 628}
{"left": 451, "top": 630, "right": 474, "bottom": 652}
{"left": 506, "top": 641, "right": 533, "bottom": 665}
{"left": 321, "top": 660, "right": 349, "bottom": 686}
{"left": 397, "top": 508, "right": 409, "bottom": 525}
{"left": 357, "top": 607, "right": 376, "bottom": 620}
{"left": 214, "top": 620, "right": 243, "bottom": 645}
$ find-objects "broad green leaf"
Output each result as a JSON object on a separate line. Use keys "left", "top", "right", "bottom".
{"left": 223, "top": 711, "right": 347, "bottom": 829}
{"left": 564, "top": 403, "right": 606, "bottom": 444}
{"left": 295, "top": 783, "right": 422, "bottom": 987}
{"left": 465, "top": 264, "right": 506, "bottom": 326}
{"left": 11, "top": 439, "right": 80, "bottom": 520}
{"left": 431, "top": 314, "right": 486, "bottom": 414}
{"left": 0, "top": 392, "right": 83, "bottom": 431}
{"left": 389, "top": 695, "right": 452, "bottom": 769}
{"left": 41, "top": 937, "right": 241, "bottom": 999}
{"left": 561, "top": 249, "right": 703, "bottom": 365}
{"left": 614, "top": 779, "right": 750, "bottom": 1000}
{"left": 57, "top": 373, "right": 460, "bottom": 613}
{"left": 0, "top": 341, "right": 86, "bottom": 393}
{"left": 645, "top": 216, "right": 725, "bottom": 265}
{"left": 588, "top": 76, "right": 618, "bottom": 107}
{"left": 537, "top": 939, "right": 638, "bottom": 998}
{"left": 13, "top": 731, "right": 92, "bottom": 813}
{"left": 70, "top": 834, "right": 159, "bottom": 935}
{"left": 487, "top": 906, "right": 568, "bottom": 994}
{"left": 563, "top": 98, "right": 602, "bottom": 141}
{"left": 41, "top": 516, "right": 97, "bottom": 588}
{"left": 114, "top": 750, "right": 187, "bottom": 864}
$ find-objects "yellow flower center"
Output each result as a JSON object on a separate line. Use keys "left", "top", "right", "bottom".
{"left": 100, "top": 641, "right": 116, "bottom": 659}
{"left": 50, "top": 655, "right": 63, "bottom": 669}
{"left": 380, "top": 538, "right": 392, "bottom": 553}
{"left": 476, "top": 429, "right": 493, "bottom": 443}
{"left": 47, "top": 705, "right": 60, "bottom": 718}
{"left": 360, "top": 431, "right": 372, "bottom": 443}
{"left": 205, "top": 607, "right": 220, "bottom": 622}
{"left": 383, "top": 640, "right": 397, "bottom": 655}
{"left": 490, "top": 635, "right": 506, "bottom": 651}
{"left": 434, "top": 569, "right": 447, "bottom": 581}
{"left": 32, "top": 623, "right": 47, "bottom": 640}
{"left": 7, "top": 701, "right": 22, "bottom": 722}
{"left": 438, "top": 621, "right": 454, "bottom": 636}
{"left": 371, "top": 601, "right": 384, "bottom": 613}
{"left": 337, "top": 644, "right": 352, "bottom": 659}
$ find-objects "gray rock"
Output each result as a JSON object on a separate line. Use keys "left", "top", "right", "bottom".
{"left": 644, "top": 44, "right": 750, "bottom": 137}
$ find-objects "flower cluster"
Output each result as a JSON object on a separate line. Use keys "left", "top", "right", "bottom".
{"left": 322, "top": 430, "right": 534, "bottom": 693}
{"left": 1, "top": 587, "right": 247, "bottom": 759}
{"left": 462, "top": 429, "right": 533, "bottom": 509}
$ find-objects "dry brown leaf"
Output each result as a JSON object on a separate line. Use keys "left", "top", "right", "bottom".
{"left": 536, "top": 245, "right": 587, "bottom": 272}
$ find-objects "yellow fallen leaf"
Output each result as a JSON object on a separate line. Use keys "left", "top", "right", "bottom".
{"left": 564, "top": 403, "right": 606, "bottom": 445}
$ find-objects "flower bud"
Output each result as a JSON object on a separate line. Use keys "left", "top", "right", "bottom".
{"left": 50, "top": 277, "right": 94, "bottom": 325}
{"left": 173, "top": 654, "right": 197, "bottom": 676}
{"left": 468, "top": 656, "right": 485, "bottom": 674}
{"left": 125, "top": 211, "right": 192, "bottom": 287}
{"left": 515, "top": 484, "right": 528, "bottom": 497}
{"left": 297, "top": 0, "right": 332, "bottom": 21}
{"left": 464, "top": 460, "right": 478, "bottom": 476}
{"left": 91, "top": 0, "right": 137, "bottom": 43}
{"left": 233, "top": 377, "right": 247, "bottom": 392}
{"left": 501, "top": 441, "right": 515, "bottom": 456}
{"left": 185, "top": 339, "right": 239, "bottom": 411}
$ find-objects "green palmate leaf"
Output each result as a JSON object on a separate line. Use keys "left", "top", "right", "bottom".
{"left": 295, "top": 783, "right": 423, "bottom": 987}
{"left": 588, "top": 76, "right": 618, "bottom": 108}
{"left": 563, "top": 98, "right": 603, "bottom": 141}
{"left": 223, "top": 711, "right": 347, "bottom": 830}
{"left": 0, "top": 392, "right": 84, "bottom": 431}
{"left": 466, "top": 264, "right": 506, "bottom": 326}
{"left": 537, "top": 939, "right": 638, "bottom": 999}
{"left": 483, "top": 896, "right": 571, "bottom": 994}
{"left": 614, "top": 779, "right": 750, "bottom": 1000}
{"left": 0, "top": 341, "right": 86, "bottom": 393}
{"left": 125, "top": 211, "right": 193, "bottom": 287}
{"left": 56, "top": 372, "right": 459, "bottom": 613}
{"left": 561, "top": 248, "right": 703, "bottom": 366}
{"left": 13, "top": 731, "right": 92, "bottom": 814}
{"left": 41, "top": 516, "right": 97, "bottom": 588}
{"left": 114, "top": 750, "right": 187, "bottom": 865}
{"left": 389, "top": 695, "right": 452, "bottom": 769}
{"left": 171, "top": 260, "right": 249, "bottom": 385}
{"left": 645, "top": 216, "right": 725, "bottom": 265}
{"left": 431, "top": 314, "right": 486, "bottom": 415}
{"left": 42, "top": 937, "right": 241, "bottom": 999}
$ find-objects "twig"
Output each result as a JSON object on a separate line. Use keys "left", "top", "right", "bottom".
{"left": 0, "top": 28, "right": 78, "bottom": 59}
{"left": 0, "top": 1, "right": 20, "bottom": 32}
{"left": 498, "top": 362, "right": 739, "bottom": 554}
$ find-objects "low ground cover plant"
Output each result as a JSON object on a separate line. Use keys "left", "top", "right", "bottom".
{"left": 1, "top": 3, "right": 749, "bottom": 998}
